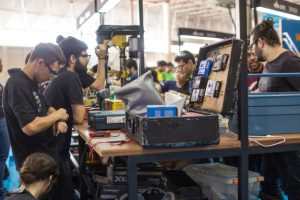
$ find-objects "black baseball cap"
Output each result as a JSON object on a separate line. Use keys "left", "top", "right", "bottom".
{"left": 30, "top": 43, "right": 66, "bottom": 65}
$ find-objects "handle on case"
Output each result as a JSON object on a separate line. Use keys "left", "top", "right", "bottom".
{"left": 127, "top": 116, "right": 136, "bottom": 135}
{"left": 248, "top": 73, "right": 300, "bottom": 78}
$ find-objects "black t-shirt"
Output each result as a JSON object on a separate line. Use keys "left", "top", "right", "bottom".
{"left": 7, "top": 189, "right": 37, "bottom": 200}
{"left": 3, "top": 71, "right": 58, "bottom": 170}
{"left": 79, "top": 72, "right": 95, "bottom": 89}
{"left": 0, "top": 83, "right": 4, "bottom": 118}
{"left": 44, "top": 68, "right": 83, "bottom": 157}
{"left": 259, "top": 51, "right": 300, "bottom": 92}
{"left": 161, "top": 81, "right": 190, "bottom": 95}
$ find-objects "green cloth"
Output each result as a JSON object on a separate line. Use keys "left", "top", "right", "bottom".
{"left": 162, "top": 72, "right": 175, "bottom": 81}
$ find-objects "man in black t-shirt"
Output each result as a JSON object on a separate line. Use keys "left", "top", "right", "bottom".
{"left": 44, "top": 36, "right": 107, "bottom": 200}
{"left": 56, "top": 35, "right": 106, "bottom": 91}
{"left": 250, "top": 18, "right": 300, "bottom": 200}
{"left": 44, "top": 36, "right": 106, "bottom": 158}
{"left": 2, "top": 43, "right": 68, "bottom": 170}
{"left": 44, "top": 37, "right": 86, "bottom": 200}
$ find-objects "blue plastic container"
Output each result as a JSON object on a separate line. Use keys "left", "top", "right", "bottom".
{"left": 248, "top": 73, "right": 300, "bottom": 135}
{"left": 147, "top": 105, "right": 177, "bottom": 118}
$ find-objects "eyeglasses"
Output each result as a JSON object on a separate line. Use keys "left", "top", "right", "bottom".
{"left": 248, "top": 39, "right": 258, "bottom": 50}
{"left": 43, "top": 60, "right": 57, "bottom": 75}
{"left": 79, "top": 54, "right": 91, "bottom": 60}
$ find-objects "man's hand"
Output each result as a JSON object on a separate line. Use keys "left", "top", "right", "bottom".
{"left": 54, "top": 108, "right": 69, "bottom": 121}
{"left": 53, "top": 121, "right": 68, "bottom": 136}
{"left": 95, "top": 44, "right": 107, "bottom": 59}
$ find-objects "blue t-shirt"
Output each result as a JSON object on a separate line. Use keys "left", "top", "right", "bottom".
{"left": 161, "top": 81, "right": 189, "bottom": 95}
{"left": 0, "top": 83, "right": 4, "bottom": 118}
{"left": 126, "top": 73, "right": 138, "bottom": 84}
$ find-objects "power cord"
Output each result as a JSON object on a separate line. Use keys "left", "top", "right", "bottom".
{"left": 230, "top": 133, "right": 286, "bottom": 147}
{"left": 248, "top": 135, "right": 286, "bottom": 147}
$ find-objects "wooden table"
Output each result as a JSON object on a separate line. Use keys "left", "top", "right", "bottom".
{"left": 227, "top": 132, "right": 300, "bottom": 154}
{"left": 74, "top": 122, "right": 300, "bottom": 200}
{"left": 76, "top": 122, "right": 241, "bottom": 157}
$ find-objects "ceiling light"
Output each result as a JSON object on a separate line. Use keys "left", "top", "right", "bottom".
{"left": 256, "top": 7, "right": 300, "bottom": 20}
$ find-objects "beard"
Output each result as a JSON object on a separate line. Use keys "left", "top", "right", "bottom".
{"left": 74, "top": 60, "right": 87, "bottom": 75}
{"left": 256, "top": 47, "right": 266, "bottom": 62}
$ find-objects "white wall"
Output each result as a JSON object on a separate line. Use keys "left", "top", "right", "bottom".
{"left": 0, "top": 1, "right": 236, "bottom": 84}
{"left": 0, "top": 46, "right": 32, "bottom": 84}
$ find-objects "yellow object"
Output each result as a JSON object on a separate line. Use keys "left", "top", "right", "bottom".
{"left": 87, "top": 68, "right": 95, "bottom": 76}
{"left": 112, "top": 35, "right": 127, "bottom": 48}
{"left": 121, "top": 70, "right": 127, "bottom": 78}
{"left": 83, "top": 98, "right": 97, "bottom": 106}
{"left": 157, "top": 71, "right": 163, "bottom": 82}
{"left": 105, "top": 99, "right": 125, "bottom": 110}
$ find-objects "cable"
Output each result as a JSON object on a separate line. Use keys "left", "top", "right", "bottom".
{"left": 230, "top": 132, "right": 286, "bottom": 147}
{"left": 248, "top": 135, "right": 286, "bottom": 147}
{"left": 83, "top": 134, "right": 131, "bottom": 162}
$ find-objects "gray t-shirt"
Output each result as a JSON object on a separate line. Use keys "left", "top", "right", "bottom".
{"left": 259, "top": 51, "right": 300, "bottom": 92}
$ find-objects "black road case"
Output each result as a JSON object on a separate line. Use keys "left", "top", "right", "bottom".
{"left": 126, "top": 39, "right": 243, "bottom": 148}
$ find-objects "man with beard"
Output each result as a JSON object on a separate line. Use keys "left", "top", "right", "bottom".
{"left": 249, "top": 18, "right": 300, "bottom": 200}
{"left": 43, "top": 36, "right": 87, "bottom": 200}
{"left": 247, "top": 50, "right": 263, "bottom": 92}
{"left": 56, "top": 35, "right": 105, "bottom": 92}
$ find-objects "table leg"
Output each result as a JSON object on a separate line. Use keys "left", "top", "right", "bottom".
{"left": 127, "top": 156, "right": 138, "bottom": 200}
{"left": 79, "top": 136, "right": 87, "bottom": 200}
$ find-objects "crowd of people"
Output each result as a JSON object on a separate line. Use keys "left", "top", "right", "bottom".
{"left": 0, "top": 33, "right": 196, "bottom": 199}
{"left": 125, "top": 50, "right": 195, "bottom": 95}
{"left": 0, "top": 36, "right": 107, "bottom": 200}
{"left": 0, "top": 18, "right": 300, "bottom": 200}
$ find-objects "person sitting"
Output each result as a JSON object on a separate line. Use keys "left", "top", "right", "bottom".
{"left": 162, "top": 62, "right": 175, "bottom": 81}
{"left": 176, "top": 50, "right": 196, "bottom": 77}
{"left": 160, "top": 65, "right": 190, "bottom": 95}
{"left": 125, "top": 59, "right": 138, "bottom": 84}
{"left": 156, "top": 60, "right": 167, "bottom": 82}
{"left": 7, "top": 153, "right": 59, "bottom": 200}
{"left": 145, "top": 67, "right": 161, "bottom": 91}
{"left": 247, "top": 50, "right": 263, "bottom": 92}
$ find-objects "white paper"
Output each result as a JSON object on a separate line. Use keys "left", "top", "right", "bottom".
{"left": 165, "top": 92, "right": 187, "bottom": 116}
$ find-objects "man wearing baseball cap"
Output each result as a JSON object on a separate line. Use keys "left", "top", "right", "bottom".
{"left": 2, "top": 43, "right": 69, "bottom": 171}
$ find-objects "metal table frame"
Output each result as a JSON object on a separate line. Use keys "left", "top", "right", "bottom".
{"left": 78, "top": 0, "right": 300, "bottom": 200}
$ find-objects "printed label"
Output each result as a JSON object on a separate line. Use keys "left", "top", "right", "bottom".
{"left": 107, "top": 116, "right": 125, "bottom": 124}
